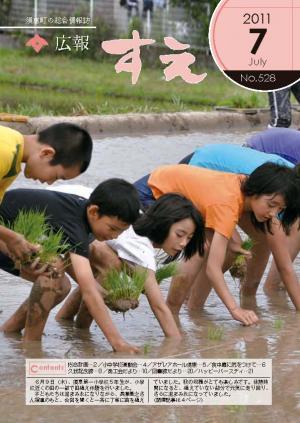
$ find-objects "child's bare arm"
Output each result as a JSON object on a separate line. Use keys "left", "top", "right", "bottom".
{"left": 144, "top": 269, "right": 181, "bottom": 338}
{"left": 205, "top": 232, "right": 258, "bottom": 326}
{"left": 70, "top": 253, "right": 140, "bottom": 354}
{"left": 267, "top": 220, "right": 300, "bottom": 309}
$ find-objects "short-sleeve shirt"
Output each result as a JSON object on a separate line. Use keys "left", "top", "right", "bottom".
{"left": 0, "top": 189, "right": 92, "bottom": 257}
{"left": 0, "top": 126, "right": 24, "bottom": 202}
{"left": 246, "top": 128, "right": 300, "bottom": 165}
{"left": 47, "top": 184, "right": 158, "bottom": 271}
{"left": 189, "top": 143, "right": 293, "bottom": 174}
{"left": 106, "top": 226, "right": 157, "bottom": 271}
{"left": 148, "top": 165, "right": 245, "bottom": 239}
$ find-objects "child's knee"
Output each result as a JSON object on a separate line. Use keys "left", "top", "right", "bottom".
{"left": 38, "top": 274, "right": 71, "bottom": 300}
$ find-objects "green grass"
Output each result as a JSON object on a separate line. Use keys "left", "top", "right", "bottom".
{"left": 0, "top": 47, "right": 268, "bottom": 116}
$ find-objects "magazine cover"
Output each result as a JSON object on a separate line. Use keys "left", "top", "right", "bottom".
{"left": 0, "top": 1, "right": 299, "bottom": 421}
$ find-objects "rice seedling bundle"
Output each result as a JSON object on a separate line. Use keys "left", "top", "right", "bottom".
{"left": 102, "top": 262, "right": 178, "bottom": 313}
{"left": 102, "top": 268, "right": 146, "bottom": 313}
{"left": 2, "top": 209, "right": 70, "bottom": 276}
{"left": 229, "top": 238, "right": 253, "bottom": 282}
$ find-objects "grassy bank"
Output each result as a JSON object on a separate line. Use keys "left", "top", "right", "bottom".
{"left": 0, "top": 48, "right": 268, "bottom": 116}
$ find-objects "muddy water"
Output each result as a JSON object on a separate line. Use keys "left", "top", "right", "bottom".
{"left": 0, "top": 131, "right": 299, "bottom": 421}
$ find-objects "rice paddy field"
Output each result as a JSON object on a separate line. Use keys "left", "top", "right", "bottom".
{"left": 0, "top": 130, "right": 299, "bottom": 421}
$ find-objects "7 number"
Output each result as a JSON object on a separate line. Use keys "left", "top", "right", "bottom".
{"left": 250, "top": 28, "right": 267, "bottom": 54}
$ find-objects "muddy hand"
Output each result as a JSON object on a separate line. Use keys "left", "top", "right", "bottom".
{"left": 6, "top": 233, "right": 40, "bottom": 262}
{"left": 230, "top": 306, "right": 259, "bottom": 326}
{"left": 20, "top": 257, "right": 51, "bottom": 282}
{"left": 113, "top": 340, "right": 141, "bottom": 354}
{"left": 231, "top": 244, "right": 252, "bottom": 259}
{"left": 48, "top": 258, "right": 65, "bottom": 278}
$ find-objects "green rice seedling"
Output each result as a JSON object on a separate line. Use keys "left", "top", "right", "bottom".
{"left": 143, "top": 343, "right": 151, "bottom": 356}
{"left": 102, "top": 267, "right": 147, "bottom": 313}
{"left": 225, "top": 405, "right": 246, "bottom": 413}
{"left": 4, "top": 209, "right": 47, "bottom": 244}
{"left": 273, "top": 317, "right": 284, "bottom": 330}
{"left": 207, "top": 325, "right": 224, "bottom": 341}
{"left": 102, "top": 263, "right": 177, "bottom": 313}
{"left": 232, "top": 351, "right": 243, "bottom": 359}
{"left": 155, "top": 262, "right": 178, "bottom": 284}
{"left": 139, "top": 262, "right": 178, "bottom": 295}
{"left": 229, "top": 238, "right": 254, "bottom": 281}
{"left": 37, "top": 228, "right": 70, "bottom": 265}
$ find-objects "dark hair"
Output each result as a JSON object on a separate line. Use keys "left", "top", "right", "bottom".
{"left": 38, "top": 123, "right": 93, "bottom": 173}
{"left": 88, "top": 178, "right": 140, "bottom": 224}
{"left": 241, "top": 162, "right": 300, "bottom": 234}
{"left": 133, "top": 193, "right": 205, "bottom": 261}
